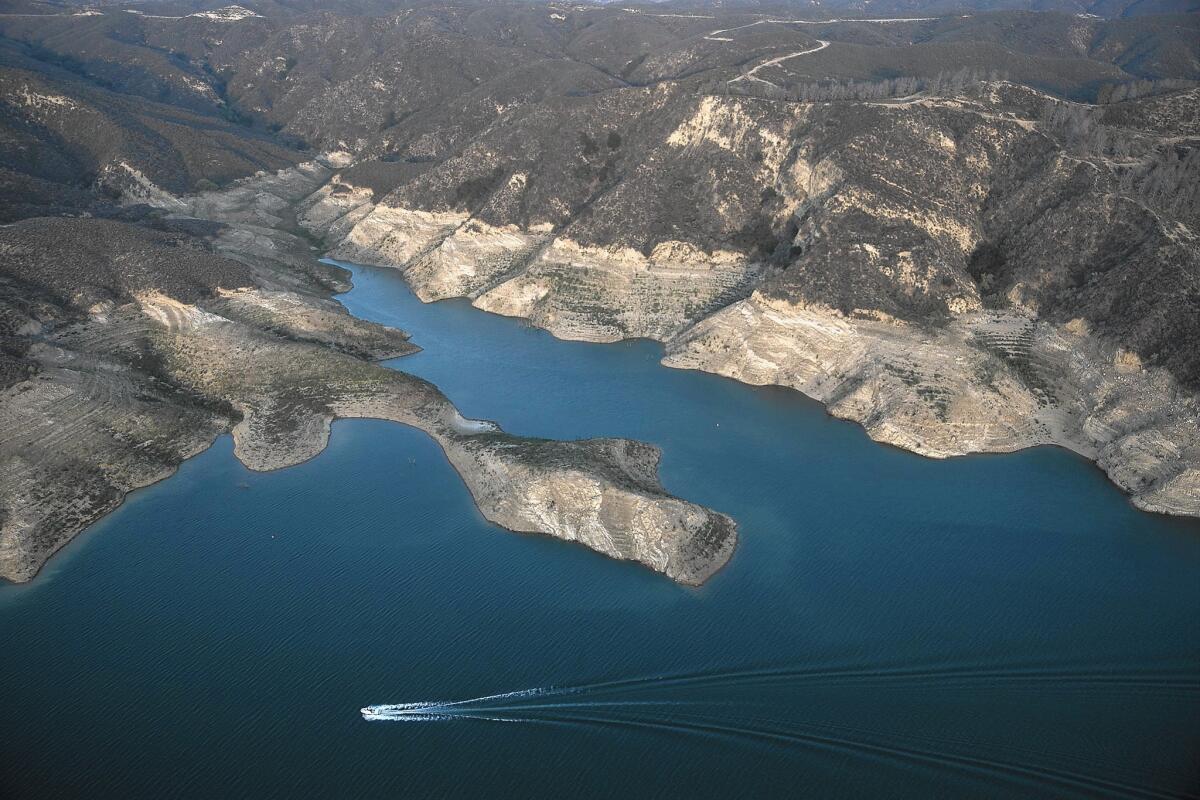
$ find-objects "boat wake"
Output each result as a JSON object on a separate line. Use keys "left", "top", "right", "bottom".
{"left": 362, "top": 686, "right": 553, "bottom": 721}
{"left": 359, "top": 659, "right": 1198, "bottom": 798}
{"left": 363, "top": 657, "right": 1200, "bottom": 723}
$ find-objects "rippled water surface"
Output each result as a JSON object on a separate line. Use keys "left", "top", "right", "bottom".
{"left": 2, "top": 262, "right": 1198, "bottom": 799}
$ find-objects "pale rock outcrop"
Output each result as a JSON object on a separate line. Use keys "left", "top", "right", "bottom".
{"left": 173, "top": 156, "right": 344, "bottom": 227}
{"left": 328, "top": 204, "right": 468, "bottom": 268}
{"left": 474, "top": 237, "right": 763, "bottom": 342}
{"left": 296, "top": 179, "right": 377, "bottom": 242}
{"left": 404, "top": 220, "right": 551, "bottom": 302}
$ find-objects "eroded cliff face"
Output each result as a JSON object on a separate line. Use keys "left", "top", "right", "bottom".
{"left": 302, "top": 84, "right": 1200, "bottom": 517}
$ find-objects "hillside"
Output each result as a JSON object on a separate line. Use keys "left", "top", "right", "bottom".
{"left": 0, "top": 0, "right": 1197, "bottom": 582}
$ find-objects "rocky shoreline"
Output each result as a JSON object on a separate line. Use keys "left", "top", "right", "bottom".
{"left": 0, "top": 164, "right": 737, "bottom": 586}
{"left": 10, "top": 70, "right": 1197, "bottom": 586}
{"left": 320, "top": 199, "right": 1200, "bottom": 517}
{"left": 293, "top": 82, "right": 1199, "bottom": 521}
{"left": 663, "top": 294, "right": 1200, "bottom": 516}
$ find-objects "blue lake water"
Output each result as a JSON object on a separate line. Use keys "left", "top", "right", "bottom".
{"left": 2, "top": 261, "right": 1198, "bottom": 798}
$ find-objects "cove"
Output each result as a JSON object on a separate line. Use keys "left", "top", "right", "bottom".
{"left": 1, "top": 261, "right": 1197, "bottom": 799}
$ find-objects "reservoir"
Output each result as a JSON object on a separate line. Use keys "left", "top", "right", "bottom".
{"left": 2, "top": 261, "right": 1197, "bottom": 798}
